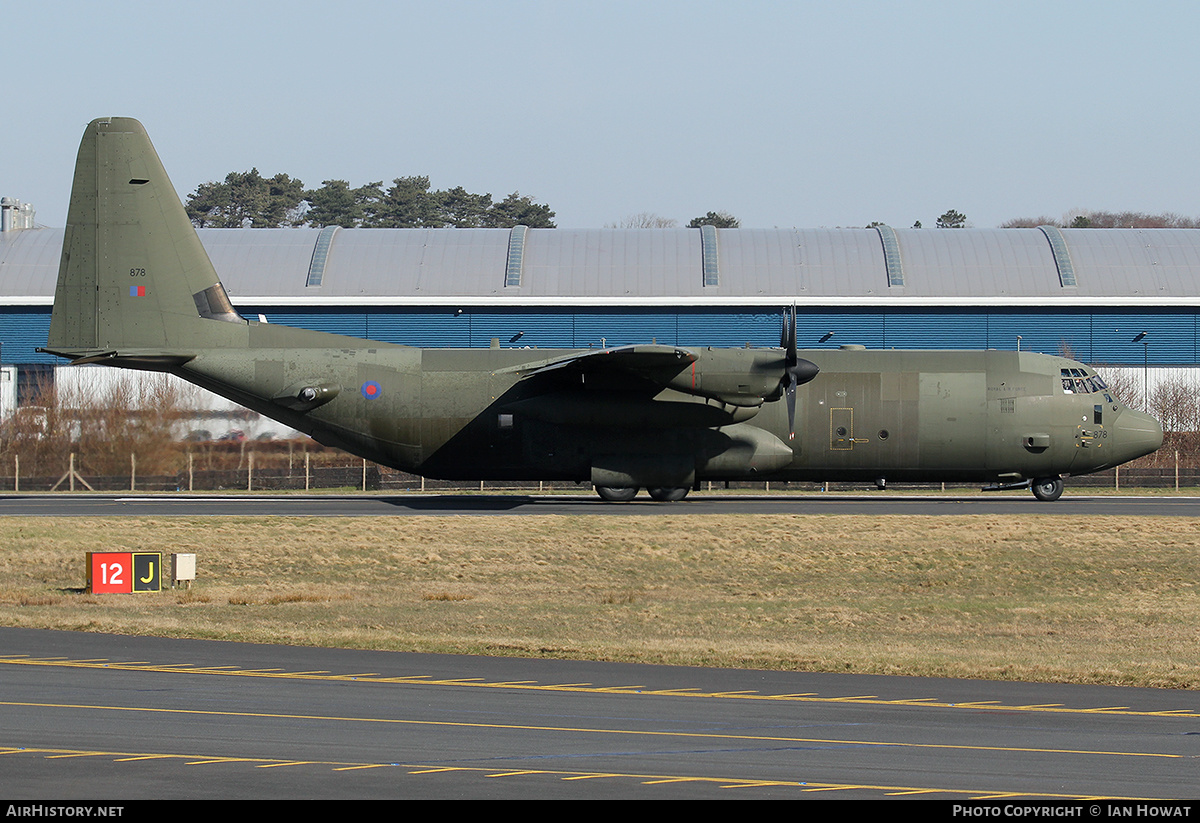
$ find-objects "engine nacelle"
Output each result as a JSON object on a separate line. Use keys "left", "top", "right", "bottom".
{"left": 665, "top": 349, "right": 817, "bottom": 407}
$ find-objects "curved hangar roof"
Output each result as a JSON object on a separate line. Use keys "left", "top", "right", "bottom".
{"left": 4, "top": 225, "right": 1200, "bottom": 307}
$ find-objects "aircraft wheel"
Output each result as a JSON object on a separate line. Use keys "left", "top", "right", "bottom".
{"left": 1031, "top": 477, "right": 1064, "bottom": 502}
{"left": 648, "top": 486, "right": 689, "bottom": 502}
{"left": 595, "top": 486, "right": 638, "bottom": 502}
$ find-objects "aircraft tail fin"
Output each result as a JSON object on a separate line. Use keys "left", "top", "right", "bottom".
{"left": 44, "top": 117, "right": 245, "bottom": 364}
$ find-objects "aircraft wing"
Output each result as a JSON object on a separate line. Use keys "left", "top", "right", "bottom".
{"left": 495, "top": 344, "right": 812, "bottom": 430}
{"left": 501, "top": 344, "right": 697, "bottom": 384}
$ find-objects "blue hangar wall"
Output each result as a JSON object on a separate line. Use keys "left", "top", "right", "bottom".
{"left": 253, "top": 305, "right": 1193, "bottom": 365}
{"left": 249, "top": 305, "right": 1200, "bottom": 365}
{"left": 1, "top": 304, "right": 1182, "bottom": 367}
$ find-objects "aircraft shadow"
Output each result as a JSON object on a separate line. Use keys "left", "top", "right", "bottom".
{"left": 375, "top": 494, "right": 540, "bottom": 511}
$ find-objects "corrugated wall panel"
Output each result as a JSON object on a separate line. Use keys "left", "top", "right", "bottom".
{"left": 793, "top": 309, "right": 886, "bottom": 350}
{"left": 1089, "top": 310, "right": 1197, "bottom": 366}
{"left": 0, "top": 309, "right": 55, "bottom": 364}
{"left": 367, "top": 310, "right": 471, "bottom": 347}
{"left": 467, "top": 309, "right": 577, "bottom": 350}
{"left": 882, "top": 310, "right": 988, "bottom": 350}
{"left": 677, "top": 310, "right": 778, "bottom": 348}
{"left": 985, "top": 310, "right": 1093, "bottom": 359}
{"left": 572, "top": 309, "right": 678, "bottom": 348}
{"left": 248, "top": 308, "right": 368, "bottom": 339}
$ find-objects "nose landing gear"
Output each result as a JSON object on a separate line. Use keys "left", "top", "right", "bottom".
{"left": 1031, "top": 477, "right": 1064, "bottom": 502}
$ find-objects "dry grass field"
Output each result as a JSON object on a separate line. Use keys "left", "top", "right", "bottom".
{"left": 1, "top": 514, "right": 1196, "bottom": 689}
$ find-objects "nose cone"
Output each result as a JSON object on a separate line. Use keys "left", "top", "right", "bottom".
{"left": 1109, "top": 408, "right": 1164, "bottom": 466}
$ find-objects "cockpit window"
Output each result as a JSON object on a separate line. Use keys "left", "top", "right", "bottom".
{"left": 1061, "top": 368, "right": 1107, "bottom": 395}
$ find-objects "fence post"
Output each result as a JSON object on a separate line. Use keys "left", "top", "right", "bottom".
{"left": 130, "top": 453, "right": 136, "bottom": 491}
{"left": 1176, "top": 450, "right": 1180, "bottom": 492}
{"left": 248, "top": 451, "right": 253, "bottom": 492}
{"left": 305, "top": 451, "right": 310, "bottom": 491}
{"left": 362, "top": 458, "right": 367, "bottom": 492}
{"left": 1115, "top": 466, "right": 1119, "bottom": 492}
{"left": 188, "top": 452, "right": 194, "bottom": 492}
{"left": 13, "top": 455, "right": 18, "bottom": 493}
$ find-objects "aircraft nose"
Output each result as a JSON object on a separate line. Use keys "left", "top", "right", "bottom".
{"left": 1109, "top": 408, "right": 1164, "bottom": 465}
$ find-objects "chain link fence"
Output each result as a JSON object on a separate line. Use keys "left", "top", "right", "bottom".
{"left": 0, "top": 448, "right": 1196, "bottom": 493}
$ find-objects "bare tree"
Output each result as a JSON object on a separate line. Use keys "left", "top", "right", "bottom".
{"left": 0, "top": 371, "right": 198, "bottom": 479}
{"left": 1069, "top": 211, "right": 1200, "bottom": 229}
{"left": 608, "top": 212, "right": 679, "bottom": 228}
{"left": 997, "top": 210, "right": 1200, "bottom": 229}
{"left": 999, "top": 216, "right": 1060, "bottom": 228}
{"left": 1093, "top": 366, "right": 1143, "bottom": 412}
{"left": 1148, "top": 375, "right": 1200, "bottom": 434}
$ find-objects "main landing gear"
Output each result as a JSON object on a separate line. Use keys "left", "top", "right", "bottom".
{"left": 595, "top": 486, "right": 638, "bottom": 502}
{"left": 594, "top": 486, "right": 691, "bottom": 503}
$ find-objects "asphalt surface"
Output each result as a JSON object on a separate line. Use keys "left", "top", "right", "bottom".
{"left": 4, "top": 491, "right": 1200, "bottom": 517}
{"left": 1, "top": 627, "right": 1197, "bottom": 800}
{"left": 3, "top": 494, "right": 1198, "bottom": 801}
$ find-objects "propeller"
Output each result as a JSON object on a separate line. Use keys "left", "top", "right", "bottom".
{"left": 779, "top": 304, "right": 819, "bottom": 440}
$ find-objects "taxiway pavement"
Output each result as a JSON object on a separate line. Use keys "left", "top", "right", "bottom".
{"left": 1, "top": 628, "right": 1195, "bottom": 800}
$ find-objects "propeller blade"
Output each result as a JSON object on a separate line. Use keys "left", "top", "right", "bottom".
{"left": 777, "top": 306, "right": 817, "bottom": 440}
{"left": 787, "top": 304, "right": 798, "bottom": 367}
{"left": 786, "top": 376, "right": 797, "bottom": 440}
{"left": 783, "top": 358, "right": 818, "bottom": 441}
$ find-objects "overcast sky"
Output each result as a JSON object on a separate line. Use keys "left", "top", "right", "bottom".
{"left": 6, "top": 1, "right": 1199, "bottom": 230}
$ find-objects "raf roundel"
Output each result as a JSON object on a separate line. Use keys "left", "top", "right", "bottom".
{"left": 360, "top": 380, "right": 382, "bottom": 399}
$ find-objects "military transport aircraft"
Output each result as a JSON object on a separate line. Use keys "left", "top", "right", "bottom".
{"left": 41, "top": 118, "right": 1163, "bottom": 502}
